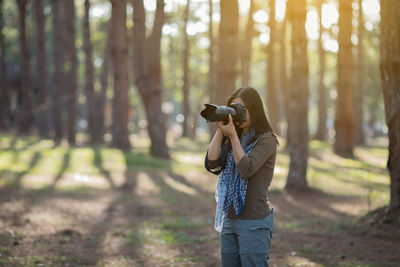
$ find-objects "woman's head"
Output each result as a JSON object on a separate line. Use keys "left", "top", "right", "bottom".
{"left": 226, "top": 87, "right": 275, "bottom": 135}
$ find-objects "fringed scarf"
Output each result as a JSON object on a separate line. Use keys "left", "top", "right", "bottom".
{"left": 214, "top": 128, "right": 260, "bottom": 232}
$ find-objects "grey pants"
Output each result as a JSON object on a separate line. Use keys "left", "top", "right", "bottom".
{"left": 220, "top": 209, "right": 273, "bottom": 267}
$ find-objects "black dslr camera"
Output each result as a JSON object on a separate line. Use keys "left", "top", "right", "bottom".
{"left": 200, "top": 103, "right": 247, "bottom": 125}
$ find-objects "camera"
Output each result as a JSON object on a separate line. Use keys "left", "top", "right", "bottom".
{"left": 200, "top": 103, "right": 247, "bottom": 124}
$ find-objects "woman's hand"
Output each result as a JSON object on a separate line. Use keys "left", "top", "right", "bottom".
{"left": 216, "top": 114, "right": 237, "bottom": 139}
{"left": 218, "top": 114, "right": 245, "bottom": 165}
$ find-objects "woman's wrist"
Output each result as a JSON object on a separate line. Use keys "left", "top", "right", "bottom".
{"left": 227, "top": 128, "right": 237, "bottom": 139}
{"left": 230, "top": 132, "right": 245, "bottom": 164}
{"left": 214, "top": 128, "right": 225, "bottom": 141}
{"left": 207, "top": 127, "right": 224, "bottom": 161}
{"left": 228, "top": 131, "right": 239, "bottom": 141}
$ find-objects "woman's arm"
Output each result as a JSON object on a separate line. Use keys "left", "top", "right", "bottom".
{"left": 207, "top": 127, "right": 224, "bottom": 161}
{"left": 236, "top": 134, "right": 276, "bottom": 178}
{"left": 229, "top": 132, "right": 245, "bottom": 165}
{"left": 216, "top": 115, "right": 245, "bottom": 165}
{"left": 205, "top": 127, "right": 224, "bottom": 174}
{"left": 217, "top": 115, "right": 277, "bottom": 179}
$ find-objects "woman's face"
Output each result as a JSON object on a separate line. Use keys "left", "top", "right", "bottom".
{"left": 231, "top": 97, "right": 251, "bottom": 129}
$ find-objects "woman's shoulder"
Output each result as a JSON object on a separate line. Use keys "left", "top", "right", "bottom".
{"left": 258, "top": 131, "right": 274, "bottom": 139}
{"left": 256, "top": 131, "right": 278, "bottom": 146}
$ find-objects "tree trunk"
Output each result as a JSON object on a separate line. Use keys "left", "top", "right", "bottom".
{"left": 83, "top": 0, "right": 96, "bottom": 144}
{"left": 63, "top": 0, "right": 77, "bottom": 145}
{"left": 215, "top": 0, "right": 239, "bottom": 105}
{"left": 35, "top": 0, "right": 49, "bottom": 137}
{"left": 0, "top": 0, "right": 8, "bottom": 130}
{"left": 52, "top": 0, "right": 64, "bottom": 143}
{"left": 315, "top": 0, "right": 328, "bottom": 141}
{"left": 207, "top": 0, "right": 217, "bottom": 140}
{"left": 334, "top": 0, "right": 356, "bottom": 157}
{"left": 266, "top": 0, "right": 280, "bottom": 134}
{"left": 380, "top": 0, "right": 400, "bottom": 209}
{"left": 285, "top": 0, "right": 309, "bottom": 190}
{"left": 17, "top": 0, "right": 34, "bottom": 134}
{"left": 280, "top": 12, "right": 291, "bottom": 148}
{"left": 132, "top": 0, "right": 169, "bottom": 158}
{"left": 241, "top": 0, "right": 254, "bottom": 86}
{"left": 355, "top": 0, "right": 366, "bottom": 145}
{"left": 368, "top": 96, "right": 379, "bottom": 137}
{"left": 110, "top": 0, "right": 131, "bottom": 150}
{"left": 191, "top": 103, "right": 200, "bottom": 138}
{"left": 181, "top": 0, "right": 191, "bottom": 137}
{"left": 143, "top": 95, "right": 169, "bottom": 155}
{"left": 93, "top": 22, "right": 111, "bottom": 144}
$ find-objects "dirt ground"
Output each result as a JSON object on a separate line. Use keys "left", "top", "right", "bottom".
{"left": 1, "top": 170, "right": 400, "bottom": 267}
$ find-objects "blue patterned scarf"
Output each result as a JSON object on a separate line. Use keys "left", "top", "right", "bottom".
{"left": 214, "top": 128, "right": 260, "bottom": 232}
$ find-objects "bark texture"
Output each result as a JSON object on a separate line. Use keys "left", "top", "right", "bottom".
{"left": 83, "top": 0, "right": 96, "bottom": 144}
{"left": 132, "top": 0, "right": 169, "bottom": 158}
{"left": 266, "top": 0, "right": 280, "bottom": 134}
{"left": 215, "top": 0, "right": 239, "bottom": 105}
{"left": 334, "top": 0, "right": 356, "bottom": 157}
{"left": 17, "top": 0, "right": 34, "bottom": 134}
{"left": 280, "top": 12, "right": 291, "bottom": 148}
{"left": 181, "top": 0, "right": 191, "bottom": 137}
{"left": 285, "top": 0, "right": 309, "bottom": 190}
{"left": 35, "top": 0, "right": 49, "bottom": 137}
{"left": 0, "top": 0, "right": 8, "bottom": 130}
{"left": 93, "top": 22, "right": 111, "bottom": 144}
{"left": 315, "top": 0, "right": 328, "bottom": 141}
{"left": 355, "top": 0, "right": 366, "bottom": 145}
{"left": 64, "top": 0, "right": 77, "bottom": 145}
{"left": 52, "top": 0, "right": 64, "bottom": 142}
{"left": 207, "top": 0, "right": 217, "bottom": 140}
{"left": 110, "top": 0, "right": 131, "bottom": 150}
{"left": 241, "top": 0, "right": 254, "bottom": 86}
{"left": 380, "top": 0, "right": 400, "bottom": 208}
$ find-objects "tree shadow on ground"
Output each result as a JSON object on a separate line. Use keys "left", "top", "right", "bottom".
{"left": 1, "top": 134, "right": 41, "bottom": 151}
{"left": 34, "top": 153, "right": 136, "bottom": 265}
{"left": 0, "top": 163, "right": 136, "bottom": 266}
{"left": 46, "top": 149, "right": 71, "bottom": 190}
{"left": 0, "top": 187, "right": 120, "bottom": 266}
{"left": 270, "top": 188, "right": 400, "bottom": 266}
{"left": 311, "top": 165, "right": 388, "bottom": 193}
{"left": 66, "top": 171, "right": 143, "bottom": 266}
{"left": 93, "top": 147, "right": 116, "bottom": 189}
{"left": 0, "top": 147, "right": 42, "bottom": 185}
{"left": 1, "top": 149, "right": 398, "bottom": 266}
{"left": 0, "top": 150, "right": 42, "bottom": 230}
{"left": 0, "top": 148, "right": 219, "bottom": 266}
{"left": 131, "top": 171, "right": 219, "bottom": 266}
{"left": 0, "top": 150, "right": 42, "bottom": 198}
{"left": 167, "top": 172, "right": 215, "bottom": 203}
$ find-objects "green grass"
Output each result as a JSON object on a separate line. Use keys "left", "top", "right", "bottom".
{"left": 0, "top": 134, "right": 393, "bottom": 266}
{"left": 174, "top": 256, "right": 203, "bottom": 262}
{"left": 0, "top": 247, "right": 11, "bottom": 254}
{"left": 125, "top": 226, "right": 146, "bottom": 245}
{"left": 0, "top": 258, "right": 10, "bottom": 265}
{"left": 0, "top": 233, "right": 12, "bottom": 244}
{"left": 280, "top": 216, "right": 356, "bottom": 234}
{"left": 338, "top": 263, "right": 376, "bottom": 267}
{"left": 271, "top": 138, "right": 390, "bottom": 209}
{"left": 0, "top": 133, "right": 390, "bottom": 209}
{"left": 161, "top": 217, "right": 205, "bottom": 230}
{"left": 0, "top": 134, "right": 205, "bottom": 180}
{"left": 124, "top": 217, "right": 214, "bottom": 247}
{"left": 125, "top": 223, "right": 194, "bottom": 246}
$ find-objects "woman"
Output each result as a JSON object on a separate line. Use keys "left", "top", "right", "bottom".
{"left": 205, "top": 87, "right": 278, "bottom": 267}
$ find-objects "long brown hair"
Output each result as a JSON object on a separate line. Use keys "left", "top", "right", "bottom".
{"left": 226, "top": 87, "right": 279, "bottom": 144}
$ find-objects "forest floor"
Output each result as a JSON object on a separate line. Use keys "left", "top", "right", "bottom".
{"left": 0, "top": 133, "right": 399, "bottom": 267}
